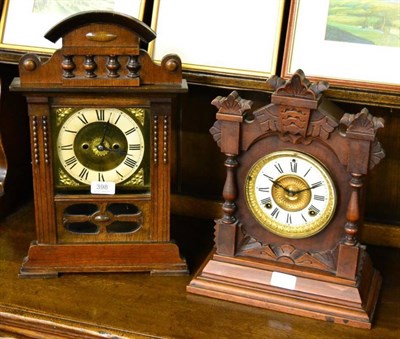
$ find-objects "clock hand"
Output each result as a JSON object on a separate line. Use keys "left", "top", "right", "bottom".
{"left": 98, "top": 117, "right": 111, "bottom": 149}
{"left": 292, "top": 182, "right": 323, "bottom": 195}
{"left": 268, "top": 178, "right": 294, "bottom": 195}
{"left": 102, "top": 145, "right": 130, "bottom": 156}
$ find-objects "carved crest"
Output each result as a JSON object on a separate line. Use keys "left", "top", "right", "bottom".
{"left": 254, "top": 70, "right": 337, "bottom": 144}
{"left": 269, "top": 69, "right": 329, "bottom": 100}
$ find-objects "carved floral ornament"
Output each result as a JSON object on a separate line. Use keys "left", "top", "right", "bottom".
{"left": 340, "top": 108, "right": 385, "bottom": 169}
{"left": 268, "top": 69, "right": 329, "bottom": 99}
{"left": 211, "top": 91, "right": 253, "bottom": 118}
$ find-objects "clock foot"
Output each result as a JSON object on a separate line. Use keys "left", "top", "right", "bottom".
{"left": 19, "top": 242, "right": 188, "bottom": 277}
{"left": 19, "top": 265, "right": 59, "bottom": 279}
{"left": 187, "top": 250, "right": 381, "bottom": 329}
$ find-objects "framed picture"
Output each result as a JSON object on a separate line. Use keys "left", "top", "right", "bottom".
{"left": 282, "top": 0, "right": 400, "bottom": 92}
{"left": 0, "top": 0, "right": 146, "bottom": 54}
{"left": 149, "top": 0, "right": 285, "bottom": 78}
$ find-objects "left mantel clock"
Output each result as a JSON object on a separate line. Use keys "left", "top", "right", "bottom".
{"left": 10, "top": 11, "right": 188, "bottom": 277}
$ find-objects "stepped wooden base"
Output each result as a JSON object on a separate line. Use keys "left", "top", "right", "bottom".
{"left": 187, "top": 251, "right": 381, "bottom": 329}
{"left": 19, "top": 241, "right": 188, "bottom": 278}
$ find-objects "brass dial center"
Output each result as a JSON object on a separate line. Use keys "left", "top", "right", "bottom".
{"left": 74, "top": 122, "right": 127, "bottom": 171}
{"left": 272, "top": 175, "right": 311, "bottom": 212}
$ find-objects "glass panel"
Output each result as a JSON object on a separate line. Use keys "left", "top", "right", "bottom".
{"left": 108, "top": 203, "right": 139, "bottom": 215}
{"left": 65, "top": 222, "right": 98, "bottom": 234}
{"left": 107, "top": 222, "right": 141, "bottom": 233}
{"left": 65, "top": 203, "right": 98, "bottom": 215}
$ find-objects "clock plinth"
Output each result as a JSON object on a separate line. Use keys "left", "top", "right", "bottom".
{"left": 188, "top": 71, "right": 385, "bottom": 328}
{"left": 11, "top": 12, "right": 188, "bottom": 277}
{"left": 188, "top": 248, "right": 381, "bottom": 329}
{"left": 20, "top": 242, "right": 188, "bottom": 278}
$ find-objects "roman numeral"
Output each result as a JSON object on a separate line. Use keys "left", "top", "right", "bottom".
{"left": 290, "top": 159, "right": 297, "bottom": 173}
{"left": 274, "top": 163, "right": 283, "bottom": 174}
{"left": 60, "top": 144, "right": 73, "bottom": 151}
{"left": 124, "top": 157, "right": 137, "bottom": 168}
{"left": 311, "top": 181, "right": 323, "bottom": 189}
{"left": 129, "top": 144, "right": 141, "bottom": 151}
{"left": 258, "top": 187, "right": 270, "bottom": 193}
{"left": 77, "top": 114, "right": 88, "bottom": 125}
{"left": 308, "top": 205, "right": 320, "bottom": 216}
{"left": 116, "top": 170, "right": 124, "bottom": 179}
{"left": 96, "top": 109, "right": 105, "bottom": 121}
{"left": 65, "top": 156, "right": 78, "bottom": 169}
{"left": 260, "top": 197, "right": 272, "bottom": 206}
{"left": 263, "top": 173, "right": 274, "bottom": 180}
{"left": 79, "top": 167, "right": 89, "bottom": 180}
{"left": 314, "top": 195, "right": 325, "bottom": 201}
{"left": 98, "top": 173, "right": 105, "bottom": 181}
{"left": 125, "top": 127, "right": 137, "bottom": 135}
{"left": 304, "top": 167, "right": 311, "bottom": 177}
{"left": 271, "top": 207, "right": 280, "bottom": 219}
{"left": 286, "top": 213, "right": 292, "bottom": 224}
{"left": 114, "top": 113, "right": 122, "bottom": 125}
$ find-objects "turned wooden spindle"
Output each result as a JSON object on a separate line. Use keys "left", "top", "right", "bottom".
{"left": 61, "top": 55, "right": 75, "bottom": 78}
{"left": 221, "top": 154, "right": 239, "bottom": 224}
{"left": 83, "top": 55, "right": 97, "bottom": 78}
{"left": 344, "top": 173, "right": 363, "bottom": 246}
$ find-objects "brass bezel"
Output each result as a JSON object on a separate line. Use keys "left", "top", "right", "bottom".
{"left": 245, "top": 150, "right": 337, "bottom": 239}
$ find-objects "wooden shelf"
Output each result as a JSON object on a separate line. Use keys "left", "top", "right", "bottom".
{"left": 0, "top": 203, "right": 399, "bottom": 337}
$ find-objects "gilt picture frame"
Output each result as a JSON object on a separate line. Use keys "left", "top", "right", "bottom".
{"left": 149, "top": 0, "right": 285, "bottom": 78}
{"left": 0, "top": 0, "right": 146, "bottom": 54}
{"left": 282, "top": 0, "right": 400, "bottom": 92}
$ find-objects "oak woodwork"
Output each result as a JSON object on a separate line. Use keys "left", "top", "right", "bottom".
{"left": 188, "top": 70, "right": 384, "bottom": 328}
{"left": 10, "top": 11, "right": 188, "bottom": 277}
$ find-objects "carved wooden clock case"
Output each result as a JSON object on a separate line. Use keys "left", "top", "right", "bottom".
{"left": 10, "top": 11, "right": 188, "bottom": 277}
{"left": 187, "top": 70, "right": 385, "bottom": 328}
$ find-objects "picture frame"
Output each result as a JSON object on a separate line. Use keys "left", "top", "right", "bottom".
{"left": 282, "top": 0, "right": 400, "bottom": 92}
{"left": 0, "top": 0, "right": 146, "bottom": 54}
{"left": 149, "top": 0, "right": 285, "bottom": 78}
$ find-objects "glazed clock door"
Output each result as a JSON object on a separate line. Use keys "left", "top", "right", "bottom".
{"left": 51, "top": 106, "right": 152, "bottom": 244}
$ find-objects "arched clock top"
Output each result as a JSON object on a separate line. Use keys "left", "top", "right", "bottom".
{"left": 15, "top": 11, "right": 184, "bottom": 89}
{"left": 45, "top": 11, "right": 156, "bottom": 44}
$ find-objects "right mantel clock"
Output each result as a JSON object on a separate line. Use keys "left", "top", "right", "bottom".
{"left": 187, "top": 70, "right": 385, "bottom": 329}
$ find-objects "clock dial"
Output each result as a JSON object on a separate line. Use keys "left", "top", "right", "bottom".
{"left": 56, "top": 108, "right": 145, "bottom": 186}
{"left": 245, "top": 150, "right": 337, "bottom": 238}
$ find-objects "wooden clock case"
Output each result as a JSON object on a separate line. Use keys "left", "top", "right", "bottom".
{"left": 10, "top": 11, "right": 188, "bottom": 277}
{"left": 188, "top": 70, "right": 385, "bottom": 328}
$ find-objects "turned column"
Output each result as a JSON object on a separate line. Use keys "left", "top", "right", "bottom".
{"left": 337, "top": 108, "right": 385, "bottom": 279}
{"left": 209, "top": 91, "right": 252, "bottom": 256}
